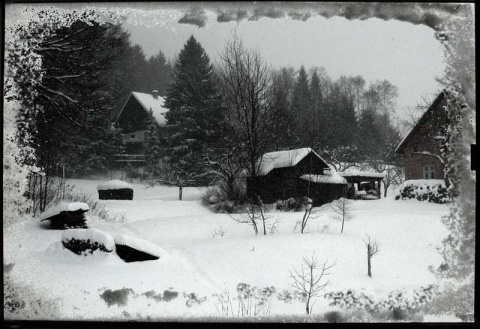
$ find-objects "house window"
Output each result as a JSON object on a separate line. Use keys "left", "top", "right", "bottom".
{"left": 422, "top": 165, "right": 435, "bottom": 179}
{"left": 412, "top": 144, "right": 419, "bottom": 152}
{"left": 130, "top": 134, "right": 136, "bottom": 138}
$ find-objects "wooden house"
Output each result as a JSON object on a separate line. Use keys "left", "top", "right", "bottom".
{"left": 395, "top": 92, "right": 446, "bottom": 181}
{"left": 246, "top": 148, "right": 348, "bottom": 206}
{"left": 115, "top": 90, "right": 168, "bottom": 162}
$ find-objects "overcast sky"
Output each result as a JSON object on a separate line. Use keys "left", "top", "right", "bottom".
{"left": 6, "top": 3, "right": 447, "bottom": 134}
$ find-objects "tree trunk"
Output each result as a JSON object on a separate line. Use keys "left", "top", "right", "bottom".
{"left": 39, "top": 174, "right": 43, "bottom": 213}
{"left": 341, "top": 218, "right": 345, "bottom": 234}
{"left": 367, "top": 244, "right": 372, "bottom": 277}
{"left": 179, "top": 185, "right": 183, "bottom": 201}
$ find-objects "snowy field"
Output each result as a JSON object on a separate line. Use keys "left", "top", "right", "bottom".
{"left": 4, "top": 179, "right": 455, "bottom": 321}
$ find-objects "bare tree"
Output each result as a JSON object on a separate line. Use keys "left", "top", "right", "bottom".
{"left": 217, "top": 34, "right": 277, "bottom": 198}
{"left": 364, "top": 234, "right": 381, "bottom": 278}
{"left": 290, "top": 252, "right": 336, "bottom": 314}
{"left": 229, "top": 196, "right": 270, "bottom": 236}
{"left": 300, "top": 198, "right": 313, "bottom": 234}
{"left": 330, "top": 197, "right": 354, "bottom": 234}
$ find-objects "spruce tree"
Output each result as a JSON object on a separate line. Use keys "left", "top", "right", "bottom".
{"left": 163, "top": 35, "right": 224, "bottom": 186}
{"left": 291, "top": 66, "right": 312, "bottom": 146}
{"left": 309, "top": 70, "right": 326, "bottom": 148}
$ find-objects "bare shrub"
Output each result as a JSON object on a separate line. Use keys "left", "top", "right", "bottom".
{"left": 210, "top": 227, "right": 227, "bottom": 238}
{"left": 364, "top": 235, "right": 381, "bottom": 277}
{"left": 330, "top": 197, "right": 354, "bottom": 234}
{"left": 64, "top": 191, "right": 127, "bottom": 223}
{"left": 213, "top": 283, "right": 275, "bottom": 317}
{"left": 290, "top": 252, "right": 336, "bottom": 314}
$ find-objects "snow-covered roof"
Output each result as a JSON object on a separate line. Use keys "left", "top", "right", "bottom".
{"left": 300, "top": 172, "right": 347, "bottom": 184}
{"left": 339, "top": 171, "right": 386, "bottom": 178}
{"left": 116, "top": 91, "right": 168, "bottom": 127}
{"left": 111, "top": 233, "right": 165, "bottom": 258}
{"left": 97, "top": 180, "right": 134, "bottom": 191}
{"left": 257, "top": 147, "right": 328, "bottom": 176}
{"left": 39, "top": 202, "right": 89, "bottom": 220}
{"left": 131, "top": 92, "right": 168, "bottom": 127}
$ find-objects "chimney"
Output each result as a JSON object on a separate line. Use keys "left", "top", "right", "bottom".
{"left": 152, "top": 90, "right": 158, "bottom": 99}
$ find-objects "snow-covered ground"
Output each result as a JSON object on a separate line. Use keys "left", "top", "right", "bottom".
{"left": 4, "top": 179, "right": 455, "bottom": 321}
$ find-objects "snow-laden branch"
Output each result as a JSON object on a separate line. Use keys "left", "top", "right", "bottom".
{"left": 411, "top": 151, "right": 445, "bottom": 165}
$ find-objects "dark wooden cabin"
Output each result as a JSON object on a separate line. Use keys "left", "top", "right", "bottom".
{"left": 247, "top": 148, "right": 348, "bottom": 206}
{"left": 114, "top": 90, "right": 168, "bottom": 160}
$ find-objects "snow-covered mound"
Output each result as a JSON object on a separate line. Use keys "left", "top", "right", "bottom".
{"left": 62, "top": 228, "right": 116, "bottom": 253}
{"left": 39, "top": 202, "right": 89, "bottom": 221}
{"left": 395, "top": 179, "right": 450, "bottom": 204}
{"left": 97, "top": 180, "right": 133, "bottom": 191}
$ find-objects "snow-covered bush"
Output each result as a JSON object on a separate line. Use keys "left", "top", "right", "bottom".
{"left": 323, "top": 310, "right": 345, "bottom": 323}
{"left": 4, "top": 264, "right": 60, "bottom": 320}
{"left": 422, "top": 277, "right": 474, "bottom": 322}
{"left": 324, "top": 285, "right": 439, "bottom": 315}
{"left": 62, "top": 228, "right": 115, "bottom": 255}
{"left": 394, "top": 180, "right": 450, "bottom": 204}
{"left": 100, "top": 288, "right": 134, "bottom": 307}
{"left": 143, "top": 289, "right": 179, "bottom": 302}
{"left": 201, "top": 183, "right": 245, "bottom": 213}
{"left": 275, "top": 197, "right": 310, "bottom": 212}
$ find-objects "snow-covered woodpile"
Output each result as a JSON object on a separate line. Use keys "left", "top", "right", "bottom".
{"left": 97, "top": 180, "right": 134, "bottom": 200}
{"left": 39, "top": 202, "right": 89, "bottom": 229}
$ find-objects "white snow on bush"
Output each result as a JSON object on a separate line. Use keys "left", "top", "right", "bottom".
{"left": 110, "top": 233, "right": 166, "bottom": 258}
{"left": 97, "top": 180, "right": 133, "bottom": 191}
{"left": 300, "top": 171, "right": 347, "bottom": 184}
{"left": 257, "top": 147, "right": 328, "bottom": 176}
{"left": 39, "top": 201, "right": 89, "bottom": 220}
{"left": 62, "top": 228, "right": 115, "bottom": 251}
{"left": 398, "top": 179, "right": 446, "bottom": 190}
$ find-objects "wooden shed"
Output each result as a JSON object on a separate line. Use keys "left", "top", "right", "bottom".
{"left": 246, "top": 148, "right": 347, "bottom": 206}
{"left": 339, "top": 171, "right": 386, "bottom": 199}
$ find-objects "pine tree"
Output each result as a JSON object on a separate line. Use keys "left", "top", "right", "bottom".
{"left": 144, "top": 109, "right": 162, "bottom": 175}
{"left": 163, "top": 35, "right": 224, "bottom": 186}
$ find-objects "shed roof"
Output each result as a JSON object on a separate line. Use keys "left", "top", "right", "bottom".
{"left": 257, "top": 147, "right": 328, "bottom": 176}
{"left": 116, "top": 91, "right": 168, "bottom": 127}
